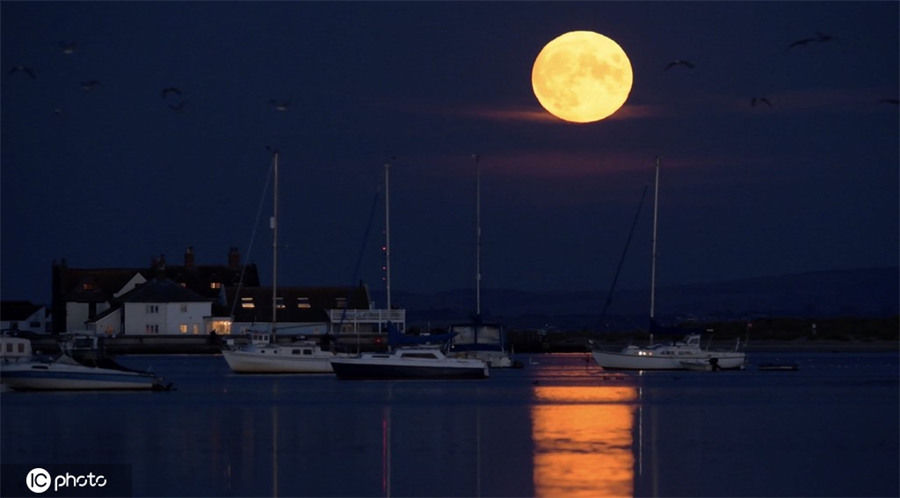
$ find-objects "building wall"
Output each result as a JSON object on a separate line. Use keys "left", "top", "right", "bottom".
{"left": 90, "top": 308, "right": 123, "bottom": 336}
{"left": 123, "top": 301, "right": 210, "bottom": 335}
{"left": 230, "top": 321, "right": 328, "bottom": 336}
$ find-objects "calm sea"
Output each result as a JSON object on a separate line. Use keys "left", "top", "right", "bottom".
{"left": 2, "top": 351, "right": 897, "bottom": 497}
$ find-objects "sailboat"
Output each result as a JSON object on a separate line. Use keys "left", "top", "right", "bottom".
{"left": 222, "top": 151, "right": 345, "bottom": 374}
{"left": 447, "top": 155, "right": 515, "bottom": 368}
{"left": 591, "top": 158, "right": 747, "bottom": 371}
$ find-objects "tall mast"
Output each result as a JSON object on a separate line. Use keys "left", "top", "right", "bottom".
{"left": 271, "top": 150, "right": 279, "bottom": 335}
{"left": 650, "top": 156, "right": 660, "bottom": 321}
{"left": 473, "top": 154, "right": 481, "bottom": 319}
{"left": 384, "top": 162, "right": 392, "bottom": 311}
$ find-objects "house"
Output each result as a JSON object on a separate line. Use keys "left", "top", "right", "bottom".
{"left": 0, "top": 301, "right": 50, "bottom": 333}
{"left": 51, "top": 247, "right": 259, "bottom": 333}
{"left": 88, "top": 278, "right": 213, "bottom": 336}
{"left": 224, "top": 285, "right": 405, "bottom": 338}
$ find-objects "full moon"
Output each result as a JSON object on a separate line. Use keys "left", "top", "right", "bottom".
{"left": 531, "top": 31, "right": 633, "bottom": 123}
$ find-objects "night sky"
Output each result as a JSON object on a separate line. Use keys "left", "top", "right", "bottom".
{"left": 2, "top": 2, "right": 897, "bottom": 307}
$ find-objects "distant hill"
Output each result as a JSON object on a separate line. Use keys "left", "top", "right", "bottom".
{"left": 373, "top": 267, "right": 899, "bottom": 331}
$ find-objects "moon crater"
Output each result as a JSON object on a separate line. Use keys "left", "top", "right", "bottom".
{"left": 532, "top": 31, "right": 633, "bottom": 123}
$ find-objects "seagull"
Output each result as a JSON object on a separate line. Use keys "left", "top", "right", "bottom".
{"left": 268, "top": 99, "right": 290, "bottom": 111}
{"left": 664, "top": 59, "right": 694, "bottom": 71}
{"left": 787, "top": 36, "right": 817, "bottom": 50}
{"left": 9, "top": 65, "right": 36, "bottom": 79}
{"left": 80, "top": 80, "right": 101, "bottom": 91}
{"left": 58, "top": 41, "right": 77, "bottom": 55}
{"left": 168, "top": 100, "right": 188, "bottom": 112}
{"left": 751, "top": 97, "right": 773, "bottom": 108}
{"left": 788, "top": 32, "right": 834, "bottom": 50}
{"left": 161, "top": 87, "right": 182, "bottom": 99}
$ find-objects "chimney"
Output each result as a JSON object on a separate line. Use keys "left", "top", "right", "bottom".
{"left": 184, "top": 246, "right": 195, "bottom": 268}
{"left": 228, "top": 247, "right": 240, "bottom": 269}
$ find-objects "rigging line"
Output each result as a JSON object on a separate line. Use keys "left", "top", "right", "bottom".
{"left": 229, "top": 160, "right": 275, "bottom": 319}
{"left": 336, "top": 190, "right": 381, "bottom": 330}
{"left": 599, "top": 184, "right": 649, "bottom": 327}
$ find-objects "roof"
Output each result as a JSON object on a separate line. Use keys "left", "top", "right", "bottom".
{"left": 0, "top": 301, "right": 44, "bottom": 321}
{"left": 117, "top": 278, "right": 213, "bottom": 303}
{"left": 59, "top": 268, "right": 143, "bottom": 302}
{"left": 54, "top": 263, "right": 260, "bottom": 302}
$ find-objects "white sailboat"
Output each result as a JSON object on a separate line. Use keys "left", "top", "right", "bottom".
{"left": 222, "top": 151, "right": 344, "bottom": 374}
{"left": 591, "top": 158, "right": 746, "bottom": 371}
{"left": 448, "top": 154, "right": 514, "bottom": 368}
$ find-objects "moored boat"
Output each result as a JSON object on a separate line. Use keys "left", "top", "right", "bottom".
{"left": 592, "top": 333, "right": 746, "bottom": 371}
{"left": 222, "top": 337, "right": 340, "bottom": 374}
{"left": 1, "top": 354, "right": 170, "bottom": 391}
{"left": 331, "top": 347, "right": 489, "bottom": 380}
{"left": 591, "top": 158, "right": 747, "bottom": 372}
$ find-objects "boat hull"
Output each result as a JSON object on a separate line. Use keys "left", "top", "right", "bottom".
{"left": 1, "top": 366, "right": 161, "bottom": 391}
{"left": 592, "top": 350, "right": 746, "bottom": 371}
{"left": 331, "top": 358, "right": 489, "bottom": 380}
{"left": 222, "top": 348, "right": 336, "bottom": 374}
{"left": 448, "top": 349, "right": 513, "bottom": 368}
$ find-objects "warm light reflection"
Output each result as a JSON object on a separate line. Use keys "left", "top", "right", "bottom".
{"left": 532, "top": 385, "right": 637, "bottom": 497}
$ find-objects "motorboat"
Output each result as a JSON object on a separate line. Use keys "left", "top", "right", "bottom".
{"left": 448, "top": 322, "right": 515, "bottom": 368}
{"left": 330, "top": 347, "right": 489, "bottom": 380}
{"left": 1, "top": 354, "right": 170, "bottom": 391}
{"left": 593, "top": 333, "right": 746, "bottom": 371}
{"left": 222, "top": 336, "right": 342, "bottom": 374}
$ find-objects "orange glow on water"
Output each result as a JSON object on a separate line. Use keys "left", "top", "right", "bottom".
{"left": 532, "top": 385, "right": 637, "bottom": 497}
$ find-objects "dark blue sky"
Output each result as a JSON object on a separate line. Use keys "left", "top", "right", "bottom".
{"left": 2, "top": 2, "right": 897, "bottom": 306}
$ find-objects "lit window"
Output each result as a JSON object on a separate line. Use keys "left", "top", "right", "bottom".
{"left": 210, "top": 282, "right": 222, "bottom": 289}
{"left": 276, "top": 297, "right": 285, "bottom": 310}
{"left": 210, "top": 320, "right": 232, "bottom": 335}
{"left": 241, "top": 297, "right": 255, "bottom": 309}
{"left": 179, "top": 324, "right": 188, "bottom": 334}
{"left": 193, "top": 324, "right": 200, "bottom": 335}
{"left": 297, "top": 297, "right": 311, "bottom": 309}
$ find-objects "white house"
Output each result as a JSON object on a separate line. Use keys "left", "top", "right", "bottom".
{"left": 87, "top": 278, "right": 212, "bottom": 335}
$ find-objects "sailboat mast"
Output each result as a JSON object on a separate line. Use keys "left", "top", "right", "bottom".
{"left": 271, "top": 151, "right": 279, "bottom": 334}
{"left": 384, "top": 162, "right": 392, "bottom": 311}
{"left": 473, "top": 154, "right": 481, "bottom": 318}
{"left": 650, "top": 156, "right": 660, "bottom": 321}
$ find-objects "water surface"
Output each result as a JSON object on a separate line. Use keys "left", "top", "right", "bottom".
{"left": 2, "top": 352, "right": 897, "bottom": 497}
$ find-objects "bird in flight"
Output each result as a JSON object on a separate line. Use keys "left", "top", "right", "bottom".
{"left": 269, "top": 99, "right": 290, "bottom": 111}
{"left": 80, "top": 80, "right": 101, "bottom": 91}
{"left": 168, "top": 100, "right": 188, "bottom": 112}
{"left": 664, "top": 60, "right": 694, "bottom": 71}
{"left": 788, "top": 32, "right": 834, "bottom": 50}
{"left": 751, "top": 97, "right": 773, "bottom": 108}
{"left": 58, "top": 41, "right": 77, "bottom": 55}
{"left": 9, "top": 65, "right": 36, "bottom": 79}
